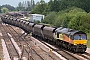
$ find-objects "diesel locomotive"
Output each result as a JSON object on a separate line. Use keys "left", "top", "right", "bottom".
{"left": 1, "top": 16, "right": 87, "bottom": 53}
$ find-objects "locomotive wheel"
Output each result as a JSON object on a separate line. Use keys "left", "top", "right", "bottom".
{"left": 69, "top": 44, "right": 72, "bottom": 51}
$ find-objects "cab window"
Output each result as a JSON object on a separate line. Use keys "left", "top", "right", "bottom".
{"left": 74, "top": 34, "right": 86, "bottom": 40}
{"left": 74, "top": 35, "right": 79, "bottom": 40}
{"left": 81, "top": 34, "right": 86, "bottom": 40}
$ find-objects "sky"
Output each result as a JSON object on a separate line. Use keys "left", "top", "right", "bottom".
{"left": 0, "top": 0, "right": 49, "bottom": 7}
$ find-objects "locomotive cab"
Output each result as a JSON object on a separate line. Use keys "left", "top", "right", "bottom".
{"left": 55, "top": 27, "right": 87, "bottom": 52}
{"left": 73, "top": 31, "right": 87, "bottom": 52}
{"left": 73, "top": 32, "right": 87, "bottom": 45}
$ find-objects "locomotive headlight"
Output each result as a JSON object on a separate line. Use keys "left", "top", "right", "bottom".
{"left": 74, "top": 43, "right": 77, "bottom": 45}
{"left": 74, "top": 44, "right": 76, "bottom": 45}
{"left": 74, "top": 41, "right": 77, "bottom": 45}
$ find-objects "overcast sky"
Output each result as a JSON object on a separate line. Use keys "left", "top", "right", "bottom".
{"left": 0, "top": 0, "right": 49, "bottom": 7}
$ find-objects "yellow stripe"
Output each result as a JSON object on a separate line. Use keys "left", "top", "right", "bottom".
{"left": 55, "top": 34, "right": 63, "bottom": 40}
{"left": 74, "top": 40, "right": 87, "bottom": 45}
{"left": 59, "top": 34, "right": 63, "bottom": 40}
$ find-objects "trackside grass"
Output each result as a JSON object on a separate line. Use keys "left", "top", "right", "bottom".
{"left": 87, "top": 33, "right": 90, "bottom": 48}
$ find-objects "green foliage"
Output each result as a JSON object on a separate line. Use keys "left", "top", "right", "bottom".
{"left": 47, "top": 0, "right": 90, "bottom": 12}
{"left": 60, "top": 7, "right": 90, "bottom": 33}
{"left": 48, "top": 0, "right": 53, "bottom": 11}
{"left": 43, "top": 7, "right": 90, "bottom": 33}
{"left": 1, "top": 7, "right": 9, "bottom": 13}
{"left": 53, "top": 14, "right": 64, "bottom": 27}
{"left": 34, "top": 20, "right": 40, "bottom": 23}
{"left": 1, "top": 4, "right": 15, "bottom": 11}
{"left": 31, "top": 0, "right": 48, "bottom": 15}
{"left": 67, "top": 8, "right": 89, "bottom": 33}
{"left": 31, "top": 0, "right": 90, "bottom": 13}
{"left": 87, "top": 33, "right": 90, "bottom": 48}
{"left": 31, "top": 4, "right": 43, "bottom": 14}
{"left": 48, "top": 0, "right": 61, "bottom": 12}
{"left": 81, "top": 13, "right": 90, "bottom": 33}
{"left": 42, "top": 12, "right": 57, "bottom": 25}
{"left": 68, "top": 13, "right": 85, "bottom": 30}
{"left": 56, "top": 7, "right": 86, "bottom": 28}
{"left": 0, "top": 6, "right": 1, "bottom": 13}
{"left": 0, "top": 4, "right": 15, "bottom": 13}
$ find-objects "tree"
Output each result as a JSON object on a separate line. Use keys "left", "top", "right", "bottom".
{"left": 48, "top": 0, "right": 60, "bottom": 12}
{"left": 39, "top": 0, "right": 46, "bottom": 13}
{"left": 1, "top": 4, "right": 15, "bottom": 11}
{"left": 42, "top": 12, "right": 57, "bottom": 25}
{"left": 81, "top": 13, "right": 90, "bottom": 33}
{"left": 48, "top": 0, "right": 54, "bottom": 11}
{"left": 31, "top": 0, "right": 47, "bottom": 15}
{"left": 16, "top": 0, "right": 35, "bottom": 11}
{"left": 53, "top": 0, "right": 60, "bottom": 12}
{"left": 16, "top": 2, "right": 23, "bottom": 11}
{"left": 26, "top": 1, "right": 31, "bottom": 11}
{"left": 59, "top": 0, "right": 90, "bottom": 12}
{"left": 29, "top": 0, "right": 35, "bottom": 10}
{"left": 0, "top": 5, "right": 1, "bottom": 13}
{"left": 1, "top": 7, "right": 9, "bottom": 13}
{"left": 47, "top": 0, "right": 90, "bottom": 12}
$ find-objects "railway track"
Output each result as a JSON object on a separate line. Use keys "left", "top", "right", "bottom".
{"left": 3, "top": 24, "right": 41, "bottom": 60}
{"left": 11, "top": 25, "right": 61, "bottom": 60}
{"left": 6, "top": 24, "right": 51, "bottom": 60}
{"left": 0, "top": 19, "right": 32, "bottom": 59}
{"left": 0, "top": 23, "right": 19, "bottom": 59}
{"left": 77, "top": 52, "right": 90, "bottom": 60}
